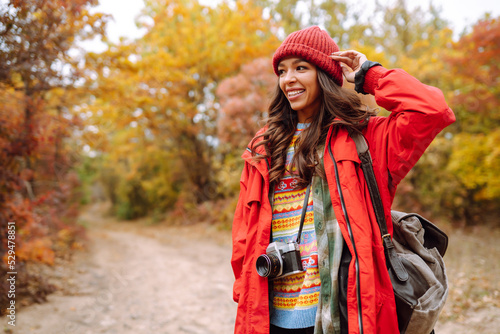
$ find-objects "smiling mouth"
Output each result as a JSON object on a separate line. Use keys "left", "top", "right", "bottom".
{"left": 288, "top": 90, "right": 305, "bottom": 98}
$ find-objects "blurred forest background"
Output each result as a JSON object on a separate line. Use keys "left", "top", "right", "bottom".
{"left": 0, "top": 0, "right": 499, "bottom": 324}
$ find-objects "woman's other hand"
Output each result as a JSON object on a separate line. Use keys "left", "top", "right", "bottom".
{"left": 330, "top": 50, "right": 368, "bottom": 83}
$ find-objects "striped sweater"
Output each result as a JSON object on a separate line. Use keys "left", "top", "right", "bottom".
{"left": 270, "top": 123, "right": 320, "bottom": 329}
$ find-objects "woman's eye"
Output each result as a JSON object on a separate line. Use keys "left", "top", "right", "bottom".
{"left": 297, "top": 65, "right": 307, "bottom": 70}
{"left": 278, "top": 69, "right": 286, "bottom": 75}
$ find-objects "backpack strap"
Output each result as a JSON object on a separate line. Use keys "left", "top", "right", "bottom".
{"left": 350, "top": 131, "right": 409, "bottom": 282}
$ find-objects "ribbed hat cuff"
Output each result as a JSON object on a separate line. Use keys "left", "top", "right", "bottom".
{"left": 273, "top": 44, "right": 343, "bottom": 86}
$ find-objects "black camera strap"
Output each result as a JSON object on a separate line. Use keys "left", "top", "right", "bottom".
{"left": 295, "top": 183, "right": 311, "bottom": 244}
{"left": 261, "top": 151, "right": 311, "bottom": 245}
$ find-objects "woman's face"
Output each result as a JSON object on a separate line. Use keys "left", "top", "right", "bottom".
{"left": 278, "top": 57, "right": 321, "bottom": 122}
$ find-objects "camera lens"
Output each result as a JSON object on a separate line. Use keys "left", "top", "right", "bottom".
{"left": 256, "top": 253, "right": 281, "bottom": 278}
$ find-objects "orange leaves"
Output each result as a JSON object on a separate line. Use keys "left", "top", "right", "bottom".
{"left": 447, "top": 16, "right": 500, "bottom": 126}
{"left": 0, "top": 1, "right": 104, "bottom": 296}
{"left": 13, "top": 238, "right": 55, "bottom": 266}
{"left": 451, "top": 17, "right": 500, "bottom": 73}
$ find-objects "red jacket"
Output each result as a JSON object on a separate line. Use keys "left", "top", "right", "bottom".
{"left": 231, "top": 66, "right": 455, "bottom": 334}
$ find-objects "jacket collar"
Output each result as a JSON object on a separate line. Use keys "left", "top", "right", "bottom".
{"left": 324, "top": 124, "right": 361, "bottom": 163}
{"left": 242, "top": 127, "right": 270, "bottom": 179}
{"left": 242, "top": 123, "right": 362, "bottom": 181}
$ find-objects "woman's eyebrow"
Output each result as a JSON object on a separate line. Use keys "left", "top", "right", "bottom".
{"left": 278, "top": 59, "right": 308, "bottom": 68}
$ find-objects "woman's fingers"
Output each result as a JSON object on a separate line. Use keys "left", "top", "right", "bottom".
{"left": 332, "top": 50, "right": 364, "bottom": 60}
{"left": 333, "top": 50, "right": 361, "bottom": 56}
{"left": 331, "top": 51, "right": 367, "bottom": 69}
{"left": 330, "top": 54, "right": 354, "bottom": 66}
{"left": 330, "top": 50, "right": 368, "bottom": 84}
{"left": 339, "top": 63, "right": 355, "bottom": 83}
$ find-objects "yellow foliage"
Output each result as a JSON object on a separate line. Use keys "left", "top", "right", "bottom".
{"left": 447, "top": 130, "right": 500, "bottom": 200}
{"left": 80, "top": 0, "right": 280, "bottom": 215}
{"left": 348, "top": 40, "right": 390, "bottom": 66}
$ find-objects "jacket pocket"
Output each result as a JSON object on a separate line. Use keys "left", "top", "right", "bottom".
{"left": 244, "top": 167, "right": 264, "bottom": 208}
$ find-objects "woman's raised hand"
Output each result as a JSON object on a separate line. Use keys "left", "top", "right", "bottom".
{"left": 329, "top": 50, "right": 368, "bottom": 83}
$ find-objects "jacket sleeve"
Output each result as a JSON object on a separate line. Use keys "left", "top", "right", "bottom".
{"left": 364, "top": 66, "right": 456, "bottom": 188}
{"left": 231, "top": 162, "right": 250, "bottom": 303}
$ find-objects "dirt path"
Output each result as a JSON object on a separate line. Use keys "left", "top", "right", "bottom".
{"left": 13, "top": 203, "right": 500, "bottom": 334}
{"left": 15, "top": 203, "right": 236, "bottom": 334}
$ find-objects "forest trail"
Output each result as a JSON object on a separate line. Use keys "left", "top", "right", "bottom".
{"left": 12, "top": 203, "right": 500, "bottom": 334}
{"left": 14, "top": 203, "right": 236, "bottom": 333}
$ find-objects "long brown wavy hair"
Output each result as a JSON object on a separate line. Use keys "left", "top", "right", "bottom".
{"left": 250, "top": 68, "right": 377, "bottom": 189}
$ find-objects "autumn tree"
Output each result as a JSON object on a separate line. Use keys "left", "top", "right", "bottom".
{"left": 447, "top": 15, "right": 500, "bottom": 132}
{"left": 255, "top": 0, "right": 373, "bottom": 48}
{"left": 389, "top": 16, "right": 500, "bottom": 226}
{"left": 0, "top": 0, "right": 108, "bottom": 310}
{"left": 216, "top": 58, "right": 277, "bottom": 155}
{"left": 82, "top": 0, "right": 279, "bottom": 218}
{"left": 212, "top": 57, "right": 277, "bottom": 200}
{"left": 0, "top": 0, "right": 107, "bottom": 161}
{"left": 443, "top": 16, "right": 500, "bottom": 224}
{"left": 370, "top": 1, "right": 448, "bottom": 57}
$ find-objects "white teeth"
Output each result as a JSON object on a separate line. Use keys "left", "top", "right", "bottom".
{"left": 288, "top": 90, "right": 304, "bottom": 97}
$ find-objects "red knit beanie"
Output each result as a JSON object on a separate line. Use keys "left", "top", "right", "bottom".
{"left": 272, "top": 26, "right": 343, "bottom": 86}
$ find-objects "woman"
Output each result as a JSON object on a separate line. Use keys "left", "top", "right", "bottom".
{"left": 231, "top": 26, "right": 455, "bottom": 334}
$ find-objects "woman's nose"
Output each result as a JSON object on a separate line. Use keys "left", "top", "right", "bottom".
{"left": 282, "top": 70, "right": 297, "bottom": 85}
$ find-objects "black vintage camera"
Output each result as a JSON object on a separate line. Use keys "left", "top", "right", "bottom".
{"left": 255, "top": 241, "right": 304, "bottom": 279}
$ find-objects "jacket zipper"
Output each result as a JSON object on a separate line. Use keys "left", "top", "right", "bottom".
{"left": 247, "top": 146, "right": 275, "bottom": 324}
{"left": 328, "top": 134, "right": 365, "bottom": 334}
